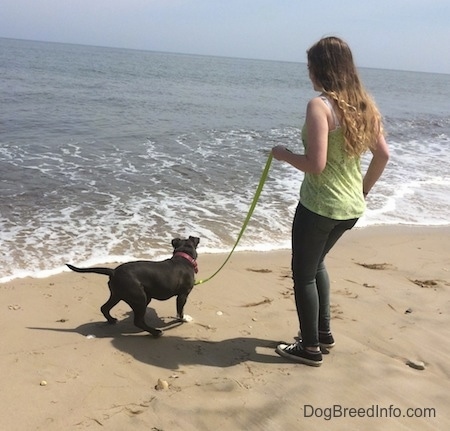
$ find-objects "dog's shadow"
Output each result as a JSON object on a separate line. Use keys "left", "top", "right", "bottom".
{"left": 28, "top": 310, "right": 285, "bottom": 369}
{"left": 29, "top": 308, "right": 180, "bottom": 338}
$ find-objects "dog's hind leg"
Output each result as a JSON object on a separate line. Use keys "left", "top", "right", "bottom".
{"left": 127, "top": 298, "right": 163, "bottom": 338}
{"left": 101, "top": 292, "right": 121, "bottom": 324}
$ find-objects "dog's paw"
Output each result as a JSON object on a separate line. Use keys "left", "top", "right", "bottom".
{"left": 180, "top": 314, "right": 193, "bottom": 323}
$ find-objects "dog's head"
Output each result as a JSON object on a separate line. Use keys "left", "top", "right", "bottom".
{"left": 171, "top": 236, "right": 200, "bottom": 259}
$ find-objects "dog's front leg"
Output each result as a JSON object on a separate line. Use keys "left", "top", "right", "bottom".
{"left": 176, "top": 294, "right": 192, "bottom": 322}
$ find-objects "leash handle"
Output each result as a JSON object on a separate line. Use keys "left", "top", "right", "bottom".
{"left": 195, "top": 152, "right": 273, "bottom": 285}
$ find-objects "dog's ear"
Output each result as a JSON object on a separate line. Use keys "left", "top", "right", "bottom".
{"left": 172, "top": 238, "right": 181, "bottom": 249}
{"left": 189, "top": 236, "right": 200, "bottom": 248}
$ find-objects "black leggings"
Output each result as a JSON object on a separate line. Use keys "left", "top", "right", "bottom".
{"left": 291, "top": 203, "right": 358, "bottom": 347}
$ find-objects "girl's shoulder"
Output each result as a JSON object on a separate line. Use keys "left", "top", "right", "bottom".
{"left": 308, "top": 95, "right": 341, "bottom": 130}
{"left": 306, "top": 96, "right": 329, "bottom": 114}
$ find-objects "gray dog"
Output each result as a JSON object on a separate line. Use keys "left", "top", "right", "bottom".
{"left": 66, "top": 236, "right": 200, "bottom": 337}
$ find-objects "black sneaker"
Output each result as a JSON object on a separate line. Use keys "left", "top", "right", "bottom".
{"left": 297, "top": 331, "right": 336, "bottom": 348}
{"left": 276, "top": 342, "right": 323, "bottom": 366}
{"left": 319, "top": 331, "right": 335, "bottom": 348}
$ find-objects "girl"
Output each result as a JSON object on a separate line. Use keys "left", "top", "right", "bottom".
{"left": 272, "top": 36, "right": 389, "bottom": 366}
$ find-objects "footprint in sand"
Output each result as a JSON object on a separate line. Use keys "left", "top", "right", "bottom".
{"left": 278, "top": 268, "right": 292, "bottom": 280}
{"left": 356, "top": 262, "right": 396, "bottom": 270}
{"left": 335, "top": 288, "right": 358, "bottom": 299}
{"left": 246, "top": 268, "right": 273, "bottom": 273}
{"left": 330, "top": 303, "right": 344, "bottom": 319}
{"left": 409, "top": 279, "right": 442, "bottom": 288}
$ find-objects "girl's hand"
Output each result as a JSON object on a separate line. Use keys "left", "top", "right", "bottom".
{"left": 271, "top": 145, "right": 291, "bottom": 161}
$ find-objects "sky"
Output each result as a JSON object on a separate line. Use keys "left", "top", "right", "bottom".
{"left": 1, "top": 0, "right": 449, "bottom": 74}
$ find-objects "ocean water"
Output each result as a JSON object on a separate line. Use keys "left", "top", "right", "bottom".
{"left": 1, "top": 38, "right": 449, "bottom": 282}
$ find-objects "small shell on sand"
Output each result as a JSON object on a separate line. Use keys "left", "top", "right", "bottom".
{"left": 406, "top": 359, "right": 425, "bottom": 370}
{"left": 155, "top": 379, "right": 169, "bottom": 390}
{"left": 40, "top": 380, "right": 48, "bottom": 386}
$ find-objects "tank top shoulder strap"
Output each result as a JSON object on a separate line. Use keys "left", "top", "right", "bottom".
{"left": 320, "top": 95, "right": 340, "bottom": 128}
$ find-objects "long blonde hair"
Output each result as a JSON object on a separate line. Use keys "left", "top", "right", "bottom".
{"left": 307, "top": 36, "right": 383, "bottom": 157}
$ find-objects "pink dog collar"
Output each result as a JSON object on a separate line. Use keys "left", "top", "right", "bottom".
{"left": 173, "top": 251, "right": 198, "bottom": 273}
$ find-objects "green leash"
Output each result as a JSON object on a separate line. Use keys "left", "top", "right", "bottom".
{"left": 195, "top": 152, "right": 273, "bottom": 285}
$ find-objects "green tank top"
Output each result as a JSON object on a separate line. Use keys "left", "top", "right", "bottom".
{"left": 300, "top": 125, "right": 366, "bottom": 220}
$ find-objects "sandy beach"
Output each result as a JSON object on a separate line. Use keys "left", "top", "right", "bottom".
{"left": 1, "top": 225, "right": 449, "bottom": 430}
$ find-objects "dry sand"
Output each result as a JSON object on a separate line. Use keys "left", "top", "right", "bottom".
{"left": 1, "top": 225, "right": 449, "bottom": 430}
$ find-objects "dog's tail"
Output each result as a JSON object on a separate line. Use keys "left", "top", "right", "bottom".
{"left": 66, "top": 264, "right": 114, "bottom": 277}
